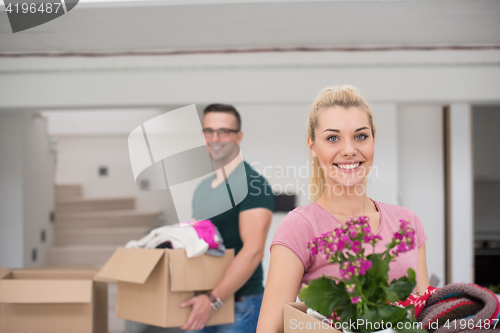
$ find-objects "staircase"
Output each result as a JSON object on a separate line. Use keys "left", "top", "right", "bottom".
{"left": 48, "top": 184, "right": 161, "bottom": 333}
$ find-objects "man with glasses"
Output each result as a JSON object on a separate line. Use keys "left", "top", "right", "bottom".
{"left": 181, "top": 104, "right": 274, "bottom": 333}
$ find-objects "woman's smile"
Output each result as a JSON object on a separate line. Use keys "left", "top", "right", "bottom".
{"left": 333, "top": 161, "right": 365, "bottom": 172}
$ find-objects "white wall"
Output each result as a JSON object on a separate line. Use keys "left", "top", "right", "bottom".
{"left": 0, "top": 111, "right": 54, "bottom": 269}
{"left": 449, "top": 104, "right": 474, "bottom": 283}
{"left": 23, "top": 114, "right": 55, "bottom": 268}
{"left": 397, "top": 106, "right": 446, "bottom": 287}
{"left": 0, "top": 112, "right": 25, "bottom": 268}
{"left": 1, "top": 51, "right": 500, "bottom": 109}
{"left": 237, "top": 103, "right": 310, "bottom": 206}
{"left": 44, "top": 109, "right": 178, "bottom": 223}
{"left": 368, "top": 104, "right": 399, "bottom": 205}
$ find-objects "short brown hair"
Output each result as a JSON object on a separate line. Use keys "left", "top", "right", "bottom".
{"left": 203, "top": 104, "right": 241, "bottom": 131}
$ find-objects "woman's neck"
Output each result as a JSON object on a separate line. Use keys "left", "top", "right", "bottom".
{"left": 317, "top": 190, "right": 375, "bottom": 218}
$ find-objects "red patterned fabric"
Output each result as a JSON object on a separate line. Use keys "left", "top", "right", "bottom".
{"left": 393, "top": 285, "right": 439, "bottom": 317}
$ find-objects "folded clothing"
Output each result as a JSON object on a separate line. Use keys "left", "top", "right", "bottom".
{"left": 125, "top": 224, "right": 208, "bottom": 258}
{"left": 125, "top": 220, "right": 226, "bottom": 258}
{"left": 204, "top": 225, "right": 226, "bottom": 257}
{"left": 393, "top": 285, "right": 438, "bottom": 317}
{"left": 416, "top": 283, "right": 500, "bottom": 333}
{"left": 192, "top": 219, "right": 220, "bottom": 249}
{"left": 182, "top": 219, "right": 226, "bottom": 257}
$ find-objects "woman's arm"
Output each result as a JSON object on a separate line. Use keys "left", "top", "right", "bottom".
{"left": 415, "top": 243, "right": 430, "bottom": 294}
{"left": 257, "top": 244, "right": 305, "bottom": 333}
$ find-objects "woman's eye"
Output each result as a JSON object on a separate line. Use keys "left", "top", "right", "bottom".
{"left": 327, "top": 135, "right": 339, "bottom": 142}
{"left": 356, "top": 134, "right": 368, "bottom": 140}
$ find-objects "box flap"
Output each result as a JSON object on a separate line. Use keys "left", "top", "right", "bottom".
{"left": 0, "top": 267, "right": 11, "bottom": 280}
{"left": 96, "top": 247, "right": 165, "bottom": 284}
{"left": 11, "top": 266, "right": 98, "bottom": 280}
{"left": 169, "top": 249, "right": 234, "bottom": 291}
{"left": 0, "top": 279, "right": 92, "bottom": 304}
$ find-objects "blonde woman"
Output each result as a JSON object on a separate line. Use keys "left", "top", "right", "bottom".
{"left": 256, "top": 86, "right": 429, "bottom": 333}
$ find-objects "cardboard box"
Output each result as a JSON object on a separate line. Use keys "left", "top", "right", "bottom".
{"left": 284, "top": 302, "right": 342, "bottom": 332}
{"left": 97, "top": 247, "right": 235, "bottom": 328}
{"left": 0, "top": 266, "right": 107, "bottom": 333}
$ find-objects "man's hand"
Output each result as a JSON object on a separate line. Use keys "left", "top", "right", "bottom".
{"left": 180, "top": 294, "right": 214, "bottom": 330}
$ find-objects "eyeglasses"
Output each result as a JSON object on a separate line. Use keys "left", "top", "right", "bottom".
{"left": 203, "top": 128, "right": 239, "bottom": 139}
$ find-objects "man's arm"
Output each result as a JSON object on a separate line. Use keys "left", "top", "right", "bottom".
{"left": 211, "top": 207, "right": 272, "bottom": 300}
{"left": 181, "top": 207, "right": 273, "bottom": 330}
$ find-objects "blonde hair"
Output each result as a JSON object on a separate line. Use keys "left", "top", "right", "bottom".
{"left": 307, "top": 85, "right": 376, "bottom": 202}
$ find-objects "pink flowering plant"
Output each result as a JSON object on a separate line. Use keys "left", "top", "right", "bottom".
{"left": 299, "top": 217, "right": 423, "bottom": 332}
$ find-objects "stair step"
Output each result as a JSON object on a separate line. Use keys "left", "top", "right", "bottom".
{"left": 55, "top": 227, "right": 150, "bottom": 246}
{"left": 55, "top": 184, "right": 82, "bottom": 200}
{"left": 54, "top": 210, "right": 160, "bottom": 228}
{"left": 46, "top": 245, "right": 118, "bottom": 267}
{"left": 55, "top": 197, "right": 135, "bottom": 213}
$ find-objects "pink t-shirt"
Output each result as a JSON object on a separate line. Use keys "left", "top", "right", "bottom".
{"left": 270, "top": 199, "right": 427, "bottom": 287}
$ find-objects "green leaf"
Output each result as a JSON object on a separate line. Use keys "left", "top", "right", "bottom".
{"left": 338, "top": 304, "right": 357, "bottom": 324}
{"left": 298, "top": 276, "right": 350, "bottom": 317}
{"left": 377, "top": 303, "right": 407, "bottom": 323}
{"left": 387, "top": 279, "right": 416, "bottom": 301}
{"left": 362, "top": 279, "right": 377, "bottom": 299}
{"left": 406, "top": 268, "right": 416, "bottom": 281}
{"left": 366, "top": 254, "right": 389, "bottom": 283}
{"left": 386, "top": 290, "right": 400, "bottom": 303}
{"left": 358, "top": 305, "right": 382, "bottom": 333}
{"left": 387, "top": 269, "right": 417, "bottom": 301}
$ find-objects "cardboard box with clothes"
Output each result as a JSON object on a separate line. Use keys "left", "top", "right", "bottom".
{"left": 97, "top": 247, "right": 235, "bottom": 328}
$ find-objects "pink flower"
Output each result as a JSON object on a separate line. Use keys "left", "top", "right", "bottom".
{"left": 352, "top": 241, "right": 361, "bottom": 253}
{"left": 405, "top": 231, "right": 415, "bottom": 245}
{"left": 359, "top": 259, "right": 372, "bottom": 275}
{"left": 394, "top": 232, "right": 403, "bottom": 240}
{"left": 340, "top": 234, "right": 351, "bottom": 244}
{"left": 346, "top": 284, "right": 356, "bottom": 293}
{"left": 397, "top": 242, "right": 408, "bottom": 253}
{"left": 351, "top": 296, "right": 361, "bottom": 304}
{"left": 349, "top": 228, "right": 358, "bottom": 238}
{"left": 400, "top": 219, "right": 408, "bottom": 230}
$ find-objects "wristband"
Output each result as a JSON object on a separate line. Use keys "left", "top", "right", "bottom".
{"left": 207, "top": 291, "right": 223, "bottom": 311}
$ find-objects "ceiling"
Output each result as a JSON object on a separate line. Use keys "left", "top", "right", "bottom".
{"left": 0, "top": 0, "right": 499, "bottom": 55}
